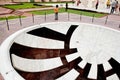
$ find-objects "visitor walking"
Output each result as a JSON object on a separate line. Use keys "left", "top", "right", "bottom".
{"left": 115, "top": 0, "right": 119, "bottom": 13}
{"left": 77, "top": 0, "right": 81, "bottom": 6}
{"left": 110, "top": 0, "right": 117, "bottom": 14}
{"left": 106, "top": 0, "right": 111, "bottom": 9}
{"left": 54, "top": 5, "right": 59, "bottom": 20}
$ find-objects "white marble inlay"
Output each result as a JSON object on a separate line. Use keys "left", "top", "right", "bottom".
{"left": 70, "top": 23, "right": 120, "bottom": 64}
{"left": 87, "top": 56, "right": 97, "bottom": 79}
{"left": 107, "top": 74, "right": 119, "bottom": 80}
{"left": 11, "top": 54, "right": 63, "bottom": 72}
{"left": 78, "top": 60, "right": 87, "bottom": 69}
{"left": 103, "top": 62, "right": 112, "bottom": 71}
{"left": 56, "top": 69, "right": 79, "bottom": 80}
{"left": 14, "top": 33, "right": 64, "bottom": 49}
{"left": 66, "top": 52, "right": 80, "bottom": 62}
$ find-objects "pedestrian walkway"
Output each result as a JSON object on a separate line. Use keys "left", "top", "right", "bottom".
{"left": 101, "top": 14, "right": 120, "bottom": 21}
{"left": 18, "top": 7, "right": 54, "bottom": 12}
{"left": 0, "top": 7, "right": 54, "bottom": 17}
{"left": 0, "top": 7, "right": 13, "bottom": 15}
{"left": 0, "top": 13, "right": 120, "bottom": 45}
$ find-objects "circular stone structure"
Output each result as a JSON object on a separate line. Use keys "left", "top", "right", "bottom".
{"left": 0, "top": 22, "right": 120, "bottom": 80}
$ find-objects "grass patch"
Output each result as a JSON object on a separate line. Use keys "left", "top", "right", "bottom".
{"left": 39, "top": 1, "right": 72, "bottom": 4}
{"left": 3, "top": 2, "right": 72, "bottom": 10}
{"left": 30, "top": 8, "right": 65, "bottom": 15}
{"left": 30, "top": 8, "right": 107, "bottom": 18}
{"left": 3, "top": 3, "right": 51, "bottom": 10}
{"left": 0, "top": 16, "right": 25, "bottom": 21}
{"left": 67, "top": 9, "right": 107, "bottom": 18}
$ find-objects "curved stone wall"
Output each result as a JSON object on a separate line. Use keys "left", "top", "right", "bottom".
{"left": 0, "top": 22, "right": 120, "bottom": 80}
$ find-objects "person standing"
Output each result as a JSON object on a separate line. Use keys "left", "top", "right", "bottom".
{"left": 118, "top": 4, "right": 120, "bottom": 15}
{"left": 65, "top": 3, "right": 68, "bottom": 12}
{"left": 95, "top": 0, "right": 99, "bottom": 9}
{"left": 77, "top": 0, "right": 81, "bottom": 6}
{"left": 54, "top": 5, "right": 59, "bottom": 20}
{"left": 110, "top": 0, "right": 117, "bottom": 14}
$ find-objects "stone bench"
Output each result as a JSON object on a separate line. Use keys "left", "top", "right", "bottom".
{"left": 11, "top": 54, "right": 63, "bottom": 72}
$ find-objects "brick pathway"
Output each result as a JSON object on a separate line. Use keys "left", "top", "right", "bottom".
{"left": 0, "top": 7, "right": 13, "bottom": 15}
{"left": 0, "top": 7, "right": 55, "bottom": 17}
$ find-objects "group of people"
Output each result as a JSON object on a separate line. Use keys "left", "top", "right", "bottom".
{"left": 93, "top": 0, "right": 120, "bottom": 14}
{"left": 110, "top": 0, "right": 119, "bottom": 14}
{"left": 97, "top": 0, "right": 119, "bottom": 14}
{"left": 96, "top": 0, "right": 119, "bottom": 12}
{"left": 53, "top": 0, "right": 120, "bottom": 20}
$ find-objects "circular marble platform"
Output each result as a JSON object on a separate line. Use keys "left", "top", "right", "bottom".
{"left": 0, "top": 22, "right": 120, "bottom": 80}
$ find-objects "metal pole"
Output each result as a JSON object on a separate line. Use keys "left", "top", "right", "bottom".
{"left": 19, "top": 15, "right": 22, "bottom": 26}
{"left": 45, "top": 12, "right": 46, "bottom": 21}
{"left": 92, "top": 14, "right": 95, "bottom": 23}
{"left": 32, "top": 14, "right": 34, "bottom": 23}
{"left": 80, "top": 12, "right": 82, "bottom": 21}
{"left": 105, "top": 15, "right": 108, "bottom": 24}
{"left": 5, "top": 17, "right": 9, "bottom": 30}
{"left": 68, "top": 12, "right": 70, "bottom": 21}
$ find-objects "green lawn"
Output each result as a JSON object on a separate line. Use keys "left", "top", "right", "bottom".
{"left": 30, "top": 8, "right": 107, "bottom": 18}
{"left": 3, "top": 2, "right": 107, "bottom": 18}
{"left": 3, "top": 2, "right": 72, "bottom": 10}
{"left": 3, "top": 3, "right": 51, "bottom": 10}
{"left": 0, "top": 16, "right": 25, "bottom": 21}
{"left": 68, "top": 9, "right": 107, "bottom": 18}
{"left": 40, "top": 1, "right": 72, "bottom": 4}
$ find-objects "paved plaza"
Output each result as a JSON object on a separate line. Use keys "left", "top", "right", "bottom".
{"left": 0, "top": 4, "right": 120, "bottom": 80}
{"left": 0, "top": 10, "right": 120, "bottom": 45}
